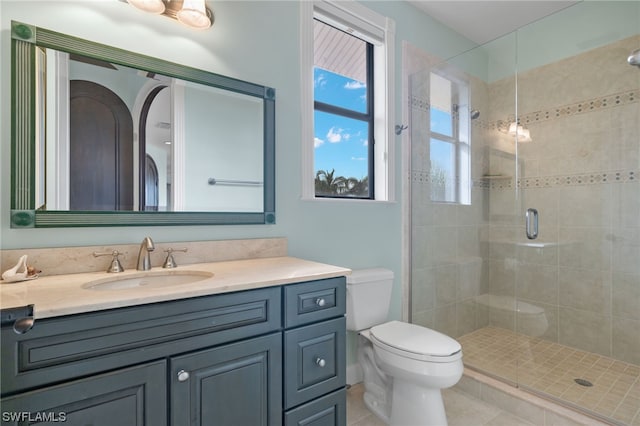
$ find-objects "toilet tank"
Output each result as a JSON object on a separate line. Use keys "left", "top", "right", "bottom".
{"left": 346, "top": 268, "right": 394, "bottom": 331}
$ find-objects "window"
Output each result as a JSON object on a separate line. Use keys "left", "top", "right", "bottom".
{"left": 429, "top": 71, "right": 471, "bottom": 205}
{"left": 301, "top": 0, "right": 395, "bottom": 201}
{"left": 313, "top": 19, "right": 373, "bottom": 198}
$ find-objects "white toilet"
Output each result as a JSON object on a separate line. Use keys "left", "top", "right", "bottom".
{"left": 347, "top": 269, "right": 463, "bottom": 426}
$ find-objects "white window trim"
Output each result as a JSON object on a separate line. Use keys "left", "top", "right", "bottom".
{"left": 300, "top": 0, "right": 396, "bottom": 202}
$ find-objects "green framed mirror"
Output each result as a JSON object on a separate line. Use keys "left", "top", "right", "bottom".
{"left": 10, "top": 21, "right": 276, "bottom": 228}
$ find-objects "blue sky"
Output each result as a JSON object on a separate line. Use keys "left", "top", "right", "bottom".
{"left": 313, "top": 67, "right": 369, "bottom": 180}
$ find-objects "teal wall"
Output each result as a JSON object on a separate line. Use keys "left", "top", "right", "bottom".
{"left": 0, "top": 1, "right": 473, "bottom": 320}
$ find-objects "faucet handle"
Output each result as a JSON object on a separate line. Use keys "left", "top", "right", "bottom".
{"left": 163, "top": 248, "right": 188, "bottom": 269}
{"left": 93, "top": 250, "right": 125, "bottom": 273}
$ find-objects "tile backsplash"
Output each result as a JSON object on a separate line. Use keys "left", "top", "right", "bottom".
{"left": 0, "top": 238, "right": 287, "bottom": 277}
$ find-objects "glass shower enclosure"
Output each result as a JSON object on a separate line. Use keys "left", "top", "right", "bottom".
{"left": 409, "top": 2, "right": 640, "bottom": 424}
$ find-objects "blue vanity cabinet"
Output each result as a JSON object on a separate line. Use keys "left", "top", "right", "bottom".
{"left": 0, "top": 276, "right": 347, "bottom": 425}
{"left": 283, "top": 277, "right": 347, "bottom": 426}
{"left": 0, "top": 286, "right": 282, "bottom": 425}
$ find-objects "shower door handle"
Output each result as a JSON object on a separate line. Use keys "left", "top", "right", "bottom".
{"left": 525, "top": 208, "right": 539, "bottom": 240}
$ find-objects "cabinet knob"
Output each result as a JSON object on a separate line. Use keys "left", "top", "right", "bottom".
{"left": 315, "top": 298, "right": 326, "bottom": 307}
{"left": 177, "top": 370, "right": 190, "bottom": 382}
{"left": 315, "top": 357, "right": 326, "bottom": 368}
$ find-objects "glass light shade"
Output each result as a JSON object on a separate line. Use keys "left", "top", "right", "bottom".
{"left": 177, "top": 0, "right": 212, "bottom": 29}
{"left": 518, "top": 128, "right": 532, "bottom": 143}
{"left": 128, "top": 0, "right": 166, "bottom": 14}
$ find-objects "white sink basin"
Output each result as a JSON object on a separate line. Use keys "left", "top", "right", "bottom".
{"left": 83, "top": 270, "right": 214, "bottom": 291}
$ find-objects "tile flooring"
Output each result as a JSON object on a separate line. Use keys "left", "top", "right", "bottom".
{"left": 458, "top": 327, "right": 640, "bottom": 425}
{"left": 347, "top": 383, "right": 535, "bottom": 426}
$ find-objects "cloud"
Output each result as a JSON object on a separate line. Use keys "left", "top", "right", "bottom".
{"left": 344, "top": 80, "right": 366, "bottom": 90}
{"left": 351, "top": 156, "right": 366, "bottom": 161}
{"left": 315, "top": 73, "right": 327, "bottom": 88}
{"left": 314, "top": 137, "right": 324, "bottom": 148}
{"left": 327, "top": 127, "right": 343, "bottom": 143}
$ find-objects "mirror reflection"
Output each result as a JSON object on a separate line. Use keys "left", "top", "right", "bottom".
{"left": 39, "top": 49, "right": 264, "bottom": 213}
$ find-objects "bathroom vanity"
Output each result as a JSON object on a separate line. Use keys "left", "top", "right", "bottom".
{"left": 0, "top": 257, "right": 349, "bottom": 425}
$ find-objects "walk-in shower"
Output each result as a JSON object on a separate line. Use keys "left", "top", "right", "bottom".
{"left": 408, "top": 2, "right": 639, "bottom": 424}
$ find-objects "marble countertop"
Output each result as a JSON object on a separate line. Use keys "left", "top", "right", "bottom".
{"left": 0, "top": 256, "right": 351, "bottom": 319}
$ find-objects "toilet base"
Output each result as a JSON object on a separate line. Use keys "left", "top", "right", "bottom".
{"left": 363, "top": 385, "right": 390, "bottom": 424}
{"left": 390, "top": 380, "right": 448, "bottom": 426}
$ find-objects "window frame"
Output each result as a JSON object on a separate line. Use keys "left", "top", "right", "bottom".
{"left": 300, "top": 0, "right": 395, "bottom": 202}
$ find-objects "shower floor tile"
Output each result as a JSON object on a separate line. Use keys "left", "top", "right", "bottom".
{"left": 459, "top": 327, "right": 640, "bottom": 425}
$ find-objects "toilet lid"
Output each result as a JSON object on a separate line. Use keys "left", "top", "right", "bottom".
{"left": 370, "top": 321, "right": 462, "bottom": 360}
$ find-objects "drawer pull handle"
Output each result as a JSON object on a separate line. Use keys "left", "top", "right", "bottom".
{"left": 177, "top": 370, "right": 190, "bottom": 382}
{"left": 316, "top": 357, "right": 326, "bottom": 368}
{"left": 315, "top": 298, "right": 326, "bottom": 307}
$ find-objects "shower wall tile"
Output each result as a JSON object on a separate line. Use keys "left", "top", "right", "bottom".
{"left": 411, "top": 267, "right": 435, "bottom": 312}
{"left": 612, "top": 317, "right": 640, "bottom": 365}
{"left": 457, "top": 299, "right": 480, "bottom": 337}
{"left": 425, "top": 226, "right": 459, "bottom": 267}
{"left": 613, "top": 182, "right": 640, "bottom": 229}
{"left": 434, "top": 304, "right": 458, "bottom": 338}
{"left": 457, "top": 226, "right": 482, "bottom": 258}
{"left": 412, "top": 309, "right": 434, "bottom": 330}
{"left": 489, "top": 306, "right": 516, "bottom": 332}
{"left": 612, "top": 228, "right": 640, "bottom": 275}
{"left": 558, "top": 308, "right": 612, "bottom": 358}
{"left": 612, "top": 271, "right": 640, "bottom": 320}
{"left": 434, "top": 265, "right": 458, "bottom": 307}
{"left": 558, "top": 185, "right": 613, "bottom": 228}
{"left": 516, "top": 263, "right": 559, "bottom": 306}
{"left": 488, "top": 259, "right": 516, "bottom": 297}
{"left": 558, "top": 228, "right": 612, "bottom": 272}
{"left": 558, "top": 268, "right": 612, "bottom": 315}
{"left": 457, "top": 199, "right": 481, "bottom": 227}
{"left": 457, "top": 257, "right": 485, "bottom": 300}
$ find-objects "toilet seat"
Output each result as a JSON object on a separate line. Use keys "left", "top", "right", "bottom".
{"left": 370, "top": 321, "right": 462, "bottom": 363}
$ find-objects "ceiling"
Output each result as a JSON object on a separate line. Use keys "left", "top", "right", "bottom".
{"left": 407, "top": 1, "right": 580, "bottom": 45}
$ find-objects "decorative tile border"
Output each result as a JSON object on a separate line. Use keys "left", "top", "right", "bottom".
{"left": 410, "top": 95, "right": 430, "bottom": 113}
{"left": 495, "top": 88, "right": 639, "bottom": 129}
{"left": 474, "top": 170, "right": 638, "bottom": 190}
{"left": 412, "top": 88, "right": 639, "bottom": 131}
{"left": 412, "top": 170, "right": 638, "bottom": 190}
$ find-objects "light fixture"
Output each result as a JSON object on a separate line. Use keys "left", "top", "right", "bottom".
{"left": 177, "top": 0, "right": 213, "bottom": 29}
{"left": 497, "top": 120, "right": 532, "bottom": 143}
{"left": 508, "top": 122, "right": 532, "bottom": 143}
{"left": 128, "top": 0, "right": 165, "bottom": 14}
{"left": 126, "top": 0, "right": 214, "bottom": 30}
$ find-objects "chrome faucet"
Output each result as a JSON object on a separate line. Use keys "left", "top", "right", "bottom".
{"left": 136, "top": 237, "right": 155, "bottom": 271}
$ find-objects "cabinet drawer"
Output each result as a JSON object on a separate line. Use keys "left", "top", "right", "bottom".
{"left": 284, "top": 277, "right": 346, "bottom": 328}
{"left": 1, "top": 287, "right": 281, "bottom": 395}
{"left": 285, "top": 388, "right": 346, "bottom": 426}
{"left": 284, "top": 317, "right": 346, "bottom": 409}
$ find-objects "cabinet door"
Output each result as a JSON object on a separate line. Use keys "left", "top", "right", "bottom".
{"left": 170, "top": 333, "right": 282, "bottom": 426}
{"left": 0, "top": 360, "right": 166, "bottom": 426}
